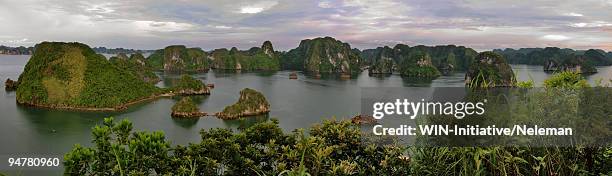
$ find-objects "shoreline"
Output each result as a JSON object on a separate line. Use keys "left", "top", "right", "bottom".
{"left": 16, "top": 92, "right": 178, "bottom": 112}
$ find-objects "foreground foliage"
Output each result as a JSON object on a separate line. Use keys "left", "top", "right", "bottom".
{"left": 64, "top": 118, "right": 410, "bottom": 175}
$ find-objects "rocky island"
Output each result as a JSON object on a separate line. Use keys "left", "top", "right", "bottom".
{"left": 543, "top": 55, "right": 597, "bottom": 74}
{"left": 109, "top": 53, "right": 161, "bottom": 84}
{"left": 465, "top": 51, "right": 516, "bottom": 88}
{"left": 209, "top": 41, "right": 280, "bottom": 71}
{"left": 146, "top": 45, "right": 209, "bottom": 72}
{"left": 171, "top": 97, "right": 206, "bottom": 118}
{"left": 280, "top": 37, "right": 361, "bottom": 77}
{"left": 362, "top": 44, "right": 477, "bottom": 76}
{"left": 16, "top": 42, "right": 162, "bottom": 110}
{"left": 171, "top": 75, "right": 211, "bottom": 95}
{"left": 5, "top": 78, "right": 18, "bottom": 91}
{"left": 216, "top": 88, "right": 270, "bottom": 120}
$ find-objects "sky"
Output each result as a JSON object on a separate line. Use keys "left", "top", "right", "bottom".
{"left": 0, "top": 0, "right": 611, "bottom": 51}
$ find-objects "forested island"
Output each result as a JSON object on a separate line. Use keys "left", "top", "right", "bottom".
{"left": 217, "top": 88, "right": 270, "bottom": 119}
{"left": 209, "top": 41, "right": 280, "bottom": 71}
{"left": 360, "top": 44, "right": 477, "bottom": 76}
{"left": 14, "top": 42, "right": 215, "bottom": 111}
{"left": 493, "top": 47, "right": 612, "bottom": 73}
{"left": 280, "top": 37, "right": 361, "bottom": 77}
{"left": 146, "top": 45, "right": 210, "bottom": 72}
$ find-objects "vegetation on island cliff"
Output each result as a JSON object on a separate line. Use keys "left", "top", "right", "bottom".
{"left": 217, "top": 88, "right": 270, "bottom": 119}
{"left": 362, "top": 44, "right": 477, "bottom": 75}
{"left": 397, "top": 50, "right": 441, "bottom": 78}
{"left": 465, "top": 51, "right": 517, "bottom": 88}
{"left": 171, "top": 75, "right": 210, "bottom": 95}
{"left": 109, "top": 53, "right": 160, "bottom": 84}
{"left": 171, "top": 97, "right": 205, "bottom": 118}
{"left": 146, "top": 45, "right": 209, "bottom": 72}
{"left": 210, "top": 41, "right": 280, "bottom": 71}
{"left": 16, "top": 42, "right": 161, "bottom": 109}
{"left": 280, "top": 37, "right": 361, "bottom": 74}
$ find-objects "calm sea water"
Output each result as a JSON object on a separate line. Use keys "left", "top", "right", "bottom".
{"left": 1, "top": 54, "right": 611, "bottom": 174}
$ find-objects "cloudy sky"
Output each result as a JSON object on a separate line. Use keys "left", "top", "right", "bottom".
{"left": 1, "top": 0, "right": 611, "bottom": 51}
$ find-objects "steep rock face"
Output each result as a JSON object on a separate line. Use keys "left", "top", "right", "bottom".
{"left": 261, "top": 41, "right": 274, "bottom": 57}
{"left": 465, "top": 51, "right": 516, "bottom": 88}
{"left": 110, "top": 53, "right": 160, "bottom": 84}
{"left": 217, "top": 88, "right": 270, "bottom": 119}
{"left": 16, "top": 42, "right": 160, "bottom": 109}
{"left": 281, "top": 37, "right": 360, "bottom": 73}
{"left": 368, "top": 46, "right": 395, "bottom": 74}
{"left": 209, "top": 42, "right": 280, "bottom": 70}
{"left": 146, "top": 45, "right": 209, "bottom": 72}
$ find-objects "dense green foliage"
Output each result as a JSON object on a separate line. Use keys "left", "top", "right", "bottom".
{"left": 219, "top": 88, "right": 270, "bottom": 119}
{"left": 64, "top": 117, "right": 410, "bottom": 175}
{"left": 397, "top": 51, "right": 441, "bottom": 78}
{"left": 280, "top": 37, "right": 361, "bottom": 73}
{"left": 494, "top": 47, "right": 611, "bottom": 67}
{"left": 210, "top": 41, "right": 280, "bottom": 71}
{"left": 466, "top": 51, "right": 516, "bottom": 88}
{"left": 544, "top": 71, "right": 589, "bottom": 88}
{"left": 173, "top": 75, "right": 205, "bottom": 91}
{"left": 146, "top": 45, "right": 209, "bottom": 72}
{"left": 363, "top": 44, "right": 477, "bottom": 75}
{"left": 16, "top": 42, "right": 160, "bottom": 108}
{"left": 109, "top": 53, "right": 160, "bottom": 84}
{"left": 172, "top": 97, "right": 199, "bottom": 113}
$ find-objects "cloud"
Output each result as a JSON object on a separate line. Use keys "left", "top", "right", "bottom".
{"left": 540, "top": 34, "right": 571, "bottom": 41}
{"left": 238, "top": 1, "right": 278, "bottom": 14}
{"left": 0, "top": 0, "right": 610, "bottom": 52}
{"left": 563, "top": 12, "right": 584, "bottom": 17}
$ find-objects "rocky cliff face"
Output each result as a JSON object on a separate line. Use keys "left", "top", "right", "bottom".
{"left": 146, "top": 45, "right": 209, "bottom": 72}
{"left": 209, "top": 42, "right": 280, "bottom": 70}
{"left": 217, "top": 88, "right": 270, "bottom": 120}
{"left": 543, "top": 56, "right": 597, "bottom": 74}
{"left": 465, "top": 51, "right": 516, "bottom": 88}
{"left": 281, "top": 37, "right": 360, "bottom": 73}
{"left": 368, "top": 46, "right": 395, "bottom": 74}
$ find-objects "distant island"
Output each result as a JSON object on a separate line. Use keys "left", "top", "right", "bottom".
{"left": 281, "top": 37, "right": 361, "bottom": 77}
{"left": 92, "top": 47, "right": 155, "bottom": 55}
{"left": 361, "top": 44, "right": 477, "bottom": 76}
{"left": 493, "top": 47, "right": 612, "bottom": 73}
{"left": 0, "top": 45, "right": 34, "bottom": 55}
{"left": 146, "top": 45, "right": 210, "bottom": 72}
{"left": 210, "top": 41, "right": 280, "bottom": 71}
